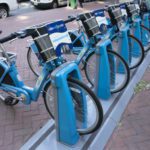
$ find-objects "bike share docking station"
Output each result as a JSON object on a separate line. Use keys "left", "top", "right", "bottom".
{"left": 21, "top": 50, "right": 150, "bottom": 150}
{"left": 94, "top": 39, "right": 112, "bottom": 100}
{"left": 47, "top": 21, "right": 87, "bottom": 146}
{"left": 51, "top": 62, "right": 87, "bottom": 146}
{"left": 21, "top": 11, "right": 150, "bottom": 150}
{"left": 49, "top": 40, "right": 112, "bottom": 145}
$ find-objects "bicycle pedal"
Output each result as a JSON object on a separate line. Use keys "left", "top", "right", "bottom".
{"left": 4, "top": 96, "right": 19, "bottom": 106}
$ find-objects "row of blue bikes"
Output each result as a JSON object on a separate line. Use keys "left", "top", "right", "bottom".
{"left": 0, "top": 0, "right": 150, "bottom": 145}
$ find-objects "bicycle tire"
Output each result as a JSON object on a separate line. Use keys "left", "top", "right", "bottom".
{"left": 140, "top": 24, "right": 150, "bottom": 52}
{"left": 43, "top": 77, "right": 103, "bottom": 135}
{"left": 141, "top": 24, "right": 150, "bottom": 32}
{"left": 84, "top": 50, "right": 130, "bottom": 93}
{"left": 27, "top": 47, "right": 42, "bottom": 77}
{"left": 128, "top": 34, "right": 145, "bottom": 69}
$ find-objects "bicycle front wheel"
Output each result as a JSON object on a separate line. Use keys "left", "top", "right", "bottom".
{"left": 43, "top": 77, "right": 103, "bottom": 135}
{"left": 27, "top": 47, "right": 42, "bottom": 77}
{"left": 112, "top": 34, "right": 145, "bottom": 69}
{"left": 84, "top": 50, "right": 130, "bottom": 93}
{"left": 140, "top": 24, "right": 150, "bottom": 52}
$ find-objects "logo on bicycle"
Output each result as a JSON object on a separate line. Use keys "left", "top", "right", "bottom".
{"left": 48, "top": 24, "right": 64, "bottom": 32}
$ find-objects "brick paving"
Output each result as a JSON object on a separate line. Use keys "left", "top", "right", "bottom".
{"left": 0, "top": 1, "right": 150, "bottom": 150}
{"left": 0, "top": 2, "right": 105, "bottom": 150}
{"left": 105, "top": 67, "right": 150, "bottom": 150}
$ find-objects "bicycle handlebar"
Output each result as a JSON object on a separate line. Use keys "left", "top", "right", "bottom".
{"left": 0, "top": 17, "right": 79, "bottom": 44}
{"left": 0, "top": 33, "right": 17, "bottom": 44}
{"left": 64, "top": 16, "right": 77, "bottom": 23}
{"left": 0, "top": 28, "right": 37, "bottom": 44}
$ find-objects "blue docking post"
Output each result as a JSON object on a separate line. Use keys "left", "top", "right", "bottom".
{"left": 51, "top": 62, "right": 87, "bottom": 145}
{"left": 141, "top": 14, "right": 150, "bottom": 46}
{"left": 94, "top": 39, "right": 111, "bottom": 100}
{"left": 118, "top": 27, "right": 130, "bottom": 66}
{"left": 142, "top": 13, "right": 150, "bottom": 30}
{"left": 132, "top": 20, "right": 142, "bottom": 57}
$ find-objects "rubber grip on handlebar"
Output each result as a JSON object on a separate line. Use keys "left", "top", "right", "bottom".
{"left": 0, "top": 33, "right": 17, "bottom": 43}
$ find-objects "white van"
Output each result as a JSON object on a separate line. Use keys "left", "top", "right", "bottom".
{"left": 0, "top": 0, "right": 18, "bottom": 18}
{"left": 30, "top": 0, "right": 67, "bottom": 9}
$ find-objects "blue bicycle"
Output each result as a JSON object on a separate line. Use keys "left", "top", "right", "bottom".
{"left": 105, "top": 3, "right": 145, "bottom": 69}
{"left": 0, "top": 20, "right": 103, "bottom": 135}
{"left": 27, "top": 13, "right": 130, "bottom": 94}
{"left": 119, "top": 2, "right": 150, "bottom": 52}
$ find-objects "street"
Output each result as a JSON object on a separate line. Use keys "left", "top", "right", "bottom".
{"left": 11, "top": 2, "right": 36, "bottom": 17}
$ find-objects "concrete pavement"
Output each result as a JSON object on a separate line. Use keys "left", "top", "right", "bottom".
{"left": 105, "top": 67, "right": 150, "bottom": 150}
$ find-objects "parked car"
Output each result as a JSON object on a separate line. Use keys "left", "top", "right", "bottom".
{"left": 17, "top": 0, "right": 30, "bottom": 2}
{"left": 0, "top": 0, "right": 18, "bottom": 18}
{"left": 30, "top": 0, "right": 67, "bottom": 9}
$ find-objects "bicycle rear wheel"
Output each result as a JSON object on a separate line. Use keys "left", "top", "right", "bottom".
{"left": 27, "top": 47, "right": 42, "bottom": 77}
{"left": 84, "top": 50, "right": 130, "bottom": 93}
{"left": 43, "top": 77, "right": 103, "bottom": 135}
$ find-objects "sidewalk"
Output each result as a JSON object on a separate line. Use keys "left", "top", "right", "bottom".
{"left": 105, "top": 67, "right": 150, "bottom": 150}
{"left": 0, "top": 2, "right": 105, "bottom": 150}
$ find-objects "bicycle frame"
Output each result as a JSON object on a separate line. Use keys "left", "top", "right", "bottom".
{"left": 0, "top": 43, "right": 63, "bottom": 105}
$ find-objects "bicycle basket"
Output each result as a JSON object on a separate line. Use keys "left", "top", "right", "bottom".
{"left": 126, "top": 3, "right": 139, "bottom": 19}
{"left": 113, "top": 8, "right": 124, "bottom": 25}
{"left": 145, "top": 0, "right": 150, "bottom": 10}
{"left": 108, "top": 6, "right": 125, "bottom": 30}
{"left": 33, "top": 32, "right": 57, "bottom": 63}
{"left": 140, "top": 0, "right": 150, "bottom": 12}
{"left": 79, "top": 12, "right": 101, "bottom": 39}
